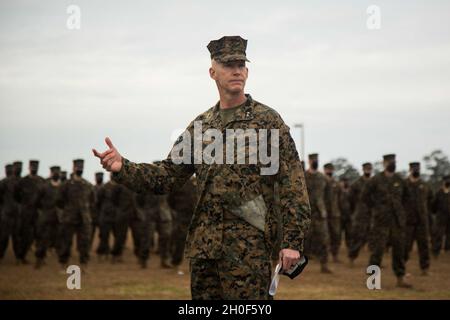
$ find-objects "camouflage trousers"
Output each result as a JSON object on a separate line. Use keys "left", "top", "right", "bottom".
{"left": 157, "top": 220, "right": 172, "bottom": 263}
{"left": 368, "top": 219, "right": 406, "bottom": 277}
{"left": 35, "top": 213, "right": 59, "bottom": 260}
{"left": 340, "top": 217, "right": 352, "bottom": 250}
{"left": 348, "top": 210, "right": 371, "bottom": 260}
{"left": 97, "top": 218, "right": 128, "bottom": 257}
{"left": 58, "top": 222, "right": 92, "bottom": 264}
{"left": 0, "top": 212, "right": 21, "bottom": 259}
{"left": 304, "top": 216, "right": 329, "bottom": 264}
{"left": 171, "top": 222, "right": 189, "bottom": 266}
{"left": 404, "top": 223, "right": 430, "bottom": 270}
{"left": 17, "top": 208, "right": 37, "bottom": 261}
{"left": 130, "top": 218, "right": 155, "bottom": 261}
{"left": 190, "top": 219, "right": 272, "bottom": 300}
{"left": 89, "top": 220, "right": 98, "bottom": 251}
{"left": 327, "top": 217, "right": 341, "bottom": 257}
{"left": 431, "top": 216, "right": 450, "bottom": 256}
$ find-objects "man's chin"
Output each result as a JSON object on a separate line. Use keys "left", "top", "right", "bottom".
{"left": 226, "top": 86, "right": 245, "bottom": 94}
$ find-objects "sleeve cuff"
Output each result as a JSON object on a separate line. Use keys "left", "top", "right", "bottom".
{"left": 111, "top": 157, "right": 130, "bottom": 183}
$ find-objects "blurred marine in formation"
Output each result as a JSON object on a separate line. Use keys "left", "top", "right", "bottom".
{"left": 323, "top": 163, "right": 342, "bottom": 263}
{"left": 348, "top": 162, "right": 373, "bottom": 265}
{"left": 155, "top": 195, "right": 173, "bottom": 268}
{"left": 338, "top": 177, "right": 352, "bottom": 252}
{"left": 0, "top": 163, "right": 19, "bottom": 263}
{"left": 304, "top": 153, "right": 332, "bottom": 273}
{"left": 168, "top": 176, "right": 197, "bottom": 273}
{"left": 133, "top": 190, "right": 158, "bottom": 268}
{"left": 403, "top": 162, "right": 432, "bottom": 275}
{"left": 95, "top": 175, "right": 119, "bottom": 261}
{"left": 15, "top": 160, "right": 45, "bottom": 264}
{"left": 91, "top": 172, "right": 104, "bottom": 249}
{"left": 96, "top": 175, "right": 130, "bottom": 263}
{"left": 35, "top": 166, "right": 62, "bottom": 268}
{"left": 431, "top": 175, "right": 450, "bottom": 257}
{"left": 361, "top": 154, "right": 411, "bottom": 288}
{"left": 57, "top": 159, "right": 94, "bottom": 271}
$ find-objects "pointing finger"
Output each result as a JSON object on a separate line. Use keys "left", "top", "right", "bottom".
{"left": 105, "top": 137, "right": 115, "bottom": 150}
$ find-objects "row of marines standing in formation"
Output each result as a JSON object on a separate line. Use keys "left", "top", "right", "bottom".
{"left": 1, "top": 154, "right": 449, "bottom": 286}
{"left": 0, "top": 159, "right": 197, "bottom": 271}
{"left": 302, "top": 153, "right": 450, "bottom": 288}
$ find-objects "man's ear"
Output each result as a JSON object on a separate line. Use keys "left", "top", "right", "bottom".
{"left": 209, "top": 67, "right": 215, "bottom": 80}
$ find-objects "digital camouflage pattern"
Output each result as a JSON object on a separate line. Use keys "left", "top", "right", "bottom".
{"left": 207, "top": 35, "right": 250, "bottom": 63}
{"left": 56, "top": 176, "right": 94, "bottom": 265}
{"left": 190, "top": 218, "right": 271, "bottom": 300}
{"left": 112, "top": 94, "right": 310, "bottom": 298}
{"left": 404, "top": 177, "right": 433, "bottom": 271}
{"left": 133, "top": 191, "right": 159, "bottom": 267}
{"left": 0, "top": 175, "right": 21, "bottom": 260}
{"left": 303, "top": 170, "right": 329, "bottom": 266}
{"left": 96, "top": 181, "right": 120, "bottom": 256}
{"left": 130, "top": 192, "right": 159, "bottom": 268}
{"left": 112, "top": 183, "right": 134, "bottom": 259}
{"left": 347, "top": 175, "right": 372, "bottom": 260}
{"left": 361, "top": 172, "right": 408, "bottom": 277}
{"left": 347, "top": 176, "right": 370, "bottom": 260}
{"left": 156, "top": 195, "right": 173, "bottom": 267}
{"left": 338, "top": 182, "right": 352, "bottom": 250}
{"left": 16, "top": 173, "right": 45, "bottom": 261}
{"left": 112, "top": 94, "right": 310, "bottom": 260}
{"left": 168, "top": 177, "right": 197, "bottom": 266}
{"left": 324, "top": 175, "right": 341, "bottom": 258}
{"left": 35, "top": 178, "right": 62, "bottom": 261}
{"left": 91, "top": 179, "right": 103, "bottom": 249}
{"left": 431, "top": 187, "right": 450, "bottom": 256}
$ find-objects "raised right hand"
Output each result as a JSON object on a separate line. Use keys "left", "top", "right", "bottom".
{"left": 92, "top": 137, "right": 123, "bottom": 172}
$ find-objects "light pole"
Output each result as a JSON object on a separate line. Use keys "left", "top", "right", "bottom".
{"left": 294, "top": 123, "right": 305, "bottom": 161}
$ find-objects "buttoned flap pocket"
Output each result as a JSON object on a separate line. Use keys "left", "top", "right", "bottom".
{"left": 225, "top": 194, "right": 267, "bottom": 232}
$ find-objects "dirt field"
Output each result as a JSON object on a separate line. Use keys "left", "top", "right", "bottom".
{"left": 1, "top": 234, "right": 449, "bottom": 300}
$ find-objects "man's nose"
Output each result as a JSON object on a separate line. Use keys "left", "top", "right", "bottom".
{"left": 232, "top": 66, "right": 242, "bottom": 75}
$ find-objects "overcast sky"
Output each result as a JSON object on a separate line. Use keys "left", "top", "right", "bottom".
{"left": 1, "top": 0, "right": 449, "bottom": 182}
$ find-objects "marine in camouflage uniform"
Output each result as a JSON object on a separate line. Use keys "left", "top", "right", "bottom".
{"left": 90, "top": 172, "right": 104, "bottom": 250}
{"left": 348, "top": 162, "right": 373, "bottom": 264}
{"left": 304, "top": 154, "right": 332, "bottom": 273}
{"left": 155, "top": 195, "right": 173, "bottom": 268}
{"left": 338, "top": 177, "right": 352, "bottom": 251}
{"left": 431, "top": 175, "right": 450, "bottom": 257}
{"left": 133, "top": 190, "right": 158, "bottom": 268}
{"left": 96, "top": 36, "right": 311, "bottom": 300}
{"left": 403, "top": 162, "right": 433, "bottom": 275}
{"left": 361, "top": 154, "right": 411, "bottom": 288}
{"left": 323, "top": 163, "right": 342, "bottom": 263}
{"left": 35, "top": 166, "right": 62, "bottom": 268}
{"left": 0, "top": 163, "right": 18, "bottom": 262}
{"left": 57, "top": 159, "right": 94, "bottom": 269}
{"left": 112, "top": 183, "right": 134, "bottom": 263}
{"left": 0, "top": 164, "right": 14, "bottom": 216}
{"left": 15, "top": 160, "right": 45, "bottom": 263}
{"left": 96, "top": 176, "right": 131, "bottom": 263}
{"left": 95, "top": 178, "right": 119, "bottom": 260}
{"left": 168, "top": 176, "right": 197, "bottom": 270}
